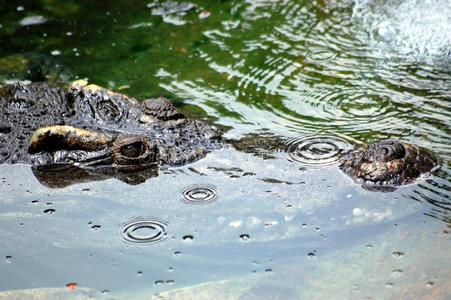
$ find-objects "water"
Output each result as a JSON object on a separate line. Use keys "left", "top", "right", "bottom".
{"left": 0, "top": 0, "right": 450, "bottom": 299}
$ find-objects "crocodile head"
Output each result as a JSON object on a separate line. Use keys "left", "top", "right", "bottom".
{"left": 0, "top": 81, "right": 221, "bottom": 187}
{"left": 339, "top": 140, "right": 438, "bottom": 187}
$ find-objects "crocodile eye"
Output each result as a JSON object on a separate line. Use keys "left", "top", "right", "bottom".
{"left": 120, "top": 142, "right": 145, "bottom": 158}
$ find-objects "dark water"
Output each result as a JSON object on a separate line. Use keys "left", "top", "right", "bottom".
{"left": 0, "top": 0, "right": 450, "bottom": 299}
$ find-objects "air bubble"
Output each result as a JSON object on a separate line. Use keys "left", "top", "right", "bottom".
{"left": 307, "top": 252, "right": 316, "bottom": 258}
{"left": 392, "top": 251, "right": 404, "bottom": 258}
{"left": 183, "top": 235, "right": 194, "bottom": 242}
{"left": 91, "top": 225, "right": 101, "bottom": 230}
{"left": 239, "top": 234, "right": 250, "bottom": 241}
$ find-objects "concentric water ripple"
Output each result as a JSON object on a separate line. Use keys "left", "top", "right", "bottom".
{"left": 182, "top": 187, "right": 219, "bottom": 205}
{"left": 286, "top": 136, "right": 354, "bottom": 166}
{"left": 119, "top": 218, "right": 168, "bottom": 244}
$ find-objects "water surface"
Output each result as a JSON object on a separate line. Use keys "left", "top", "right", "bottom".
{"left": 0, "top": 0, "right": 450, "bottom": 298}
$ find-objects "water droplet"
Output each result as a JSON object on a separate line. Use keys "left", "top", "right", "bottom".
{"left": 239, "top": 234, "right": 250, "bottom": 241}
{"left": 155, "top": 280, "right": 164, "bottom": 285}
{"left": 137, "top": 271, "right": 143, "bottom": 276}
{"left": 182, "top": 187, "right": 219, "bottom": 204}
{"left": 392, "top": 269, "right": 403, "bottom": 277}
{"left": 286, "top": 136, "right": 353, "bottom": 166}
{"left": 43, "top": 209, "right": 55, "bottom": 215}
{"left": 366, "top": 244, "right": 373, "bottom": 249}
{"left": 66, "top": 282, "right": 77, "bottom": 291}
{"left": 183, "top": 235, "right": 194, "bottom": 242}
{"left": 307, "top": 252, "right": 316, "bottom": 258}
{"left": 5, "top": 256, "right": 12, "bottom": 263}
{"left": 168, "top": 267, "right": 174, "bottom": 272}
{"left": 119, "top": 218, "right": 168, "bottom": 244}
{"left": 174, "top": 251, "right": 181, "bottom": 256}
{"left": 265, "top": 268, "right": 272, "bottom": 273}
{"left": 264, "top": 220, "right": 278, "bottom": 227}
{"left": 166, "top": 280, "right": 175, "bottom": 284}
{"left": 91, "top": 225, "right": 101, "bottom": 230}
{"left": 31, "top": 200, "right": 39, "bottom": 204}
{"left": 385, "top": 282, "right": 394, "bottom": 288}
{"left": 16, "top": 6, "right": 24, "bottom": 11}
{"left": 199, "top": 10, "right": 211, "bottom": 19}
{"left": 392, "top": 251, "right": 404, "bottom": 258}
{"left": 101, "top": 290, "right": 109, "bottom": 295}
{"left": 19, "top": 15, "right": 47, "bottom": 26}
{"left": 426, "top": 281, "right": 434, "bottom": 288}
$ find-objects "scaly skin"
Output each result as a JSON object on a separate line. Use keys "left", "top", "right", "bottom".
{"left": 0, "top": 80, "right": 220, "bottom": 185}
{"left": 339, "top": 140, "right": 438, "bottom": 186}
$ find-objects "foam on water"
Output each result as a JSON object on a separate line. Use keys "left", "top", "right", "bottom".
{"left": 353, "top": 0, "right": 451, "bottom": 63}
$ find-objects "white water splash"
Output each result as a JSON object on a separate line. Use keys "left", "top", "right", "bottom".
{"left": 353, "top": 0, "right": 451, "bottom": 63}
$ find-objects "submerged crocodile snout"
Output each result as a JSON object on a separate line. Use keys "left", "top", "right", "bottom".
{"left": 28, "top": 125, "right": 112, "bottom": 154}
{"left": 340, "top": 140, "right": 438, "bottom": 186}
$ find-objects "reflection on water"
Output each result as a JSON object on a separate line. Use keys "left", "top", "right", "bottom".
{"left": 32, "top": 164, "right": 159, "bottom": 188}
{"left": 0, "top": 0, "right": 450, "bottom": 298}
{"left": 0, "top": 146, "right": 449, "bottom": 297}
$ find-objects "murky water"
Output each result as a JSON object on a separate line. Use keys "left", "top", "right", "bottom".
{"left": 0, "top": 0, "right": 450, "bottom": 299}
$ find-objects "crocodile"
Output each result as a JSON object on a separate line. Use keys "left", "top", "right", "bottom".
{"left": 339, "top": 139, "right": 438, "bottom": 186}
{"left": 0, "top": 80, "right": 220, "bottom": 186}
{"left": 0, "top": 82, "right": 438, "bottom": 188}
